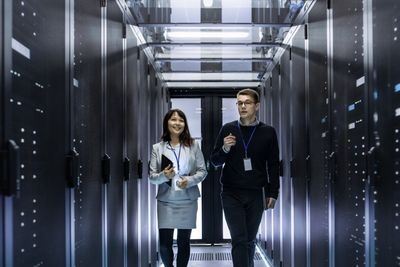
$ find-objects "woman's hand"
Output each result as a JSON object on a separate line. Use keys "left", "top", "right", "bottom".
{"left": 163, "top": 164, "right": 175, "bottom": 179}
{"left": 176, "top": 176, "right": 188, "bottom": 189}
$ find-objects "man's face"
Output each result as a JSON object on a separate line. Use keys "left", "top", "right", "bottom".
{"left": 236, "top": 94, "right": 259, "bottom": 121}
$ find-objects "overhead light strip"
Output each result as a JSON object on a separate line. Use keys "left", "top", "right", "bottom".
{"left": 165, "top": 31, "right": 249, "bottom": 39}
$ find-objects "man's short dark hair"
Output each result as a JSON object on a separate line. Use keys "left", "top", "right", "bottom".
{"left": 237, "top": 88, "right": 260, "bottom": 103}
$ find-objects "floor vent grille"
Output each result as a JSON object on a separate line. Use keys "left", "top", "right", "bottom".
{"left": 184, "top": 252, "right": 263, "bottom": 261}
{"left": 188, "top": 252, "right": 262, "bottom": 261}
{"left": 189, "top": 252, "right": 214, "bottom": 261}
{"left": 215, "top": 252, "right": 232, "bottom": 261}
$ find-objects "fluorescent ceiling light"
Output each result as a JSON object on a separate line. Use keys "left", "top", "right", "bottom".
{"left": 166, "top": 31, "right": 249, "bottom": 39}
{"left": 203, "top": 0, "right": 213, "bottom": 7}
{"left": 203, "top": 0, "right": 214, "bottom": 7}
{"left": 165, "top": 81, "right": 260, "bottom": 88}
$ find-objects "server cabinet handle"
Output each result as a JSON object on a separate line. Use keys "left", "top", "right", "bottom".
{"left": 102, "top": 154, "right": 111, "bottom": 184}
{"left": 1, "top": 140, "right": 20, "bottom": 196}
{"left": 137, "top": 159, "right": 143, "bottom": 179}
{"left": 66, "top": 148, "right": 79, "bottom": 188}
{"left": 123, "top": 157, "right": 130, "bottom": 181}
{"left": 279, "top": 159, "right": 284, "bottom": 177}
{"left": 290, "top": 159, "right": 295, "bottom": 178}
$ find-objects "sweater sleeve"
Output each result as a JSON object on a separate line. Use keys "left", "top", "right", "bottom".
{"left": 265, "top": 128, "right": 280, "bottom": 199}
{"left": 210, "top": 126, "right": 228, "bottom": 167}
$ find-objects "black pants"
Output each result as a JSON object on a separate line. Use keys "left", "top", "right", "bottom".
{"left": 159, "top": 228, "right": 192, "bottom": 267}
{"left": 221, "top": 188, "right": 264, "bottom": 267}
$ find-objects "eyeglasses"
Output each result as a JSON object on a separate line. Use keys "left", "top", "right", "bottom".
{"left": 236, "top": 101, "right": 255, "bottom": 107}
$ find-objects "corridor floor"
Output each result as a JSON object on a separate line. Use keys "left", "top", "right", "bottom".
{"left": 159, "top": 243, "right": 272, "bottom": 267}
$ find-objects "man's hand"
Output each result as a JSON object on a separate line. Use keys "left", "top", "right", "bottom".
{"left": 265, "top": 198, "right": 276, "bottom": 209}
{"left": 223, "top": 133, "right": 236, "bottom": 152}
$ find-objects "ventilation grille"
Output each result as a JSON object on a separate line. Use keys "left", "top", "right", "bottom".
{"left": 214, "top": 252, "right": 232, "bottom": 261}
{"left": 190, "top": 252, "right": 214, "bottom": 261}
{"left": 182, "top": 252, "right": 263, "bottom": 261}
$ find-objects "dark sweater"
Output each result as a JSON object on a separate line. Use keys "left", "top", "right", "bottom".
{"left": 210, "top": 120, "right": 280, "bottom": 199}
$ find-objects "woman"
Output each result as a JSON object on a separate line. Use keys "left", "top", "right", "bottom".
{"left": 149, "top": 109, "right": 207, "bottom": 267}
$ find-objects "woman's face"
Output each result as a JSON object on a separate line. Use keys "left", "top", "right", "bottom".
{"left": 168, "top": 112, "right": 185, "bottom": 137}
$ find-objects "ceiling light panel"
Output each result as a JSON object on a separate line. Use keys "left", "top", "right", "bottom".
{"left": 162, "top": 72, "right": 259, "bottom": 81}
{"left": 153, "top": 46, "right": 270, "bottom": 59}
{"left": 165, "top": 81, "right": 261, "bottom": 88}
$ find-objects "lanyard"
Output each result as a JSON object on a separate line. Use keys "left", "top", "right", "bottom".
{"left": 237, "top": 121, "right": 257, "bottom": 158}
{"left": 167, "top": 142, "right": 182, "bottom": 172}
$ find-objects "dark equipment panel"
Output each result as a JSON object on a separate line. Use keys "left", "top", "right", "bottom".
{"left": 137, "top": 49, "right": 151, "bottom": 267}
{"left": 73, "top": 0, "right": 103, "bottom": 266}
{"left": 372, "top": 0, "right": 400, "bottom": 265}
{"left": 126, "top": 28, "right": 140, "bottom": 267}
{"left": 307, "top": 2, "right": 330, "bottom": 266}
{"left": 11, "top": 0, "right": 67, "bottom": 266}
{"left": 331, "top": 0, "right": 367, "bottom": 266}
{"left": 1, "top": 0, "right": 13, "bottom": 265}
{"left": 270, "top": 67, "right": 282, "bottom": 267}
{"left": 260, "top": 76, "right": 274, "bottom": 260}
{"left": 279, "top": 48, "right": 292, "bottom": 267}
{"left": 106, "top": 2, "right": 125, "bottom": 266}
{"left": 290, "top": 25, "right": 307, "bottom": 267}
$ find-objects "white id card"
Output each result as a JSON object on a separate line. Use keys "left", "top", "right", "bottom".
{"left": 243, "top": 158, "right": 253, "bottom": 171}
{"left": 173, "top": 176, "right": 183, "bottom": 191}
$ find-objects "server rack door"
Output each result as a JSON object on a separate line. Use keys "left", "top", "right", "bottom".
{"left": 260, "top": 77, "right": 274, "bottom": 259}
{"left": 73, "top": 0, "right": 103, "bottom": 266}
{"left": 290, "top": 25, "right": 307, "bottom": 267}
{"left": 10, "top": 0, "right": 67, "bottom": 266}
{"left": 137, "top": 50, "right": 151, "bottom": 267}
{"left": 331, "top": 1, "right": 367, "bottom": 266}
{"left": 126, "top": 29, "right": 140, "bottom": 267}
{"left": 307, "top": 2, "right": 330, "bottom": 266}
{"left": 372, "top": 0, "right": 400, "bottom": 265}
{"left": 0, "top": 0, "right": 13, "bottom": 265}
{"left": 280, "top": 48, "right": 292, "bottom": 267}
{"left": 145, "top": 60, "right": 153, "bottom": 267}
{"left": 148, "top": 70, "right": 162, "bottom": 265}
{"left": 106, "top": 2, "right": 124, "bottom": 266}
{"left": 271, "top": 67, "right": 282, "bottom": 267}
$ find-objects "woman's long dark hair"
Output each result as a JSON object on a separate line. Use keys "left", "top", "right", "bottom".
{"left": 161, "top": 109, "right": 194, "bottom": 147}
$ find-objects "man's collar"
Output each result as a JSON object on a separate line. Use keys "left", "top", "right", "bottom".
{"left": 238, "top": 118, "right": 259, "bottom": 126}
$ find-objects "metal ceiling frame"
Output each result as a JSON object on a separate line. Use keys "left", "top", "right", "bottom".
{"left": 140, "top": 42, "right": 282, "bottom": 49}
{"left": 116, "top": 0, "right": 316, "bottom": 88}
{"left": 136, "top": 23, "right": 292, "bottom": 28}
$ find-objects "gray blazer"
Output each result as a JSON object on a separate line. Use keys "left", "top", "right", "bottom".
{"left": 149, "top": 141, "right": 208, "bottom": 201}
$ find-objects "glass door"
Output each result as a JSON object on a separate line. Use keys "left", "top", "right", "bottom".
{"left": 171, "top": 94, "right": 238, "bottom": 244}
{"left": 170, "top": 98, "right": 203, "bottom": 240}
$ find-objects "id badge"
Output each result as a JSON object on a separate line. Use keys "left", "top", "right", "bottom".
{"left": 173, "top": 176, "right": 182, "bottom": 191}
{"left": 243, "top": 158, "right": 253, "bottom": 171}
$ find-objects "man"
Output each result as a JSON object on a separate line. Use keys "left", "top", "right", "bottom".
{"left": 211, "top": 88, "right": 280, "bottom": 267}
